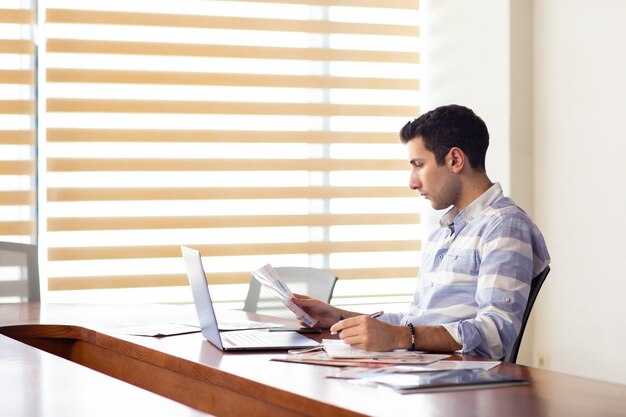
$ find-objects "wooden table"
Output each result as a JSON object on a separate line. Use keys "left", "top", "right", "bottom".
{"left": 1, "top": 302, "right": 625, "bottom": 417}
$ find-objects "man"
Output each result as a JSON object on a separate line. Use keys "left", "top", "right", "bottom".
{"left": 293, "top": 104, "right": 550, "bottom": 359}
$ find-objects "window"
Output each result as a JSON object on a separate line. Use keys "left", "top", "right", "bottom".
{"left": 4, "top": 0, "right": 422, "bottom": 310}
{"left": 0, "top": 4, "right": 36, "bottom": 244}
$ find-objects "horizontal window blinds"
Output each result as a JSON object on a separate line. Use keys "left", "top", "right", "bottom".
{"left": 0, "top": 6, "right": 36, "bottom": 242}
{"left": 43, "top": 0, "right": 421, "bottom": 306}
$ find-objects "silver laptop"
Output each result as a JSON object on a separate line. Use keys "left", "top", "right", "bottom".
{"left": 181, "top": 246, "right": 320, "bottom": 351}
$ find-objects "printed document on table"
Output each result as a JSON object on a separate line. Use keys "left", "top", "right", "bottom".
{"left": 327, "top": 360, "right": 499, "bottom": 380}
{"left": 388, "top": 360, "right": 501, "bottom": 373}
{"left": 322, "top": 339, "right": 449, "bottom": 361}
{"left": 348, "top": 369, "right": 528, "bottom": 394}
{"left": 251, "top": 264, "right": 317, "bottom": 327}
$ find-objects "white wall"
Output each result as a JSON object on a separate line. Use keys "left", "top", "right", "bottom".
{"left": 532, "top": 0, "right": 626, "bottom": 385}
{"left": 422, "top": 0, "right": 536, "bottom": 364}
{"left": 421, "top": 0, "right": 514, "bottom": 196}
{"left": 425, "top": 0, "right": 626, "bottom": 385}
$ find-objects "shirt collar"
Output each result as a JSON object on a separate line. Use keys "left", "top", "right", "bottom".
{"left": 439, "top": 183, "right": 503, "bottom": 229}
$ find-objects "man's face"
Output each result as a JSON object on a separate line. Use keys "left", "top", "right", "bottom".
{"left": 406, "top": 137, "right": 460, "bottom": 210}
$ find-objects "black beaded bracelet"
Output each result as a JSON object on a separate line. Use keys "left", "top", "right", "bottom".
{"left": 407, "top": 323, "right": 416, "bottom": 351}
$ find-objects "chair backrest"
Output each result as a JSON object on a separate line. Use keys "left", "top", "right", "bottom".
{"left": 243, "top": 266, "right": 337, "bottom": 318}
{"left": 0, "top": 241, "right": 40, "bottom": 302}
{"left": 504, "top": 266, "right": 551, "bottom": 363}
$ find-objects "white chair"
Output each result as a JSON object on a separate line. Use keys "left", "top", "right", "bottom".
{"left": 0, "top": 242, "right": 40, "bottom": 302}
{"left": 243, "top": 267, "right": 337, "bottom": 318}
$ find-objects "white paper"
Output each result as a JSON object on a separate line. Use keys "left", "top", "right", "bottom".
{"left": 251, "top": 264, "right": 318, "bottom": 327}
{"left": 348, "top": 367, "right": 525, "bottom": 393}
{"left": 389, "top": 360, "right": 501, "bottom": 373}
{"left": 321, "top": 339, "right": 449, "bottom": 361}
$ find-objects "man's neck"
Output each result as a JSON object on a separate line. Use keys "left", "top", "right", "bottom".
{"left": 454, "top": 173, "right": 493, "bottom": 211}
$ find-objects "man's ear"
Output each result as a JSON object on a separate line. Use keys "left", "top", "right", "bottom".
{"left": 448, "top": 147, "right": 465, "bottom": 173}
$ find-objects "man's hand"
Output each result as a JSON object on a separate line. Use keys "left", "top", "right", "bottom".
{"left": 291, "top": 294, "right": 341, "bottom": 328}
{"left": 330, "top": 316, "right": 410, "bottom": 351}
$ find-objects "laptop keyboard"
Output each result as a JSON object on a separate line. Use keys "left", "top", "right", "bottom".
{"left": 222, "top": 331, "right": 267, "bottom": 347}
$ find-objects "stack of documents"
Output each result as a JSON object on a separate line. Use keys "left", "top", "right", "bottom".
{"left": 276, "top": 339, "right": 450, "bottom": 367}
{"left": 330, "top": 360, "right": 501, "bottom": 379}
{"left": 252, "top": 264, "right": 317, "bottom": 327}
{"left": 346, "top": 368, "right": 528, "bottom": 394}
{"left": 276, "top": 338, "right": 527, "bottom": 393}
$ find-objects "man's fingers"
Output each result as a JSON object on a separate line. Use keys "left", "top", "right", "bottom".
{"left": 292, "top": 297, "right": 315, "bottom": 306}
{"left": 339, "top": 331, "right": 365, "bottom": 348}
{"left": 329, "top": 322, "right": 341, "bottom": 334}
{"left": 292, "top": 293, "right": 313, "bottom": 301}
{"left": 330, "top": 316, "right": 358, "bottom": 334}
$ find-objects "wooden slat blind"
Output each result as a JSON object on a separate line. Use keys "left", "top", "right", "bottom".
{"left": 47, "top": 129, "right": 402, "bottom": 143}
{"left": 47, "top": 69, "right": 419, "bottom": 90}
{"left": 47, "top": 213, "right": 420, "bottom": 231}
{"left": 46, "top": 39, "right": 419, "bottom": 63}
{"left": 43, "top": 0, "right": 421, "bottom": 306}
{"left": 46, "top": 9, "right": 419, "bottom": 36}
{"left": 48, "top": 186, "right": 413, "bottom": 201}
{"left": 52, "top": 267, "right": 420, "bottom": 291}
{"left": 0, "top": 6, "right": 36, "bottom": 243}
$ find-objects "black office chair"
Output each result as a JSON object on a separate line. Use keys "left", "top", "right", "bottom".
{"left": 504, "top": 265, "right": 551, "bottom": 363}
{"left": 0, "top": 241, "right": 40, "bottom": 302}
{"left": 243, "top": 266, "right": 337, "bottom": 318}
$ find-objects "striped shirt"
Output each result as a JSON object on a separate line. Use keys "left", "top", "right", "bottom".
{"left": 381, "top": 183, "right": 550, "bottom": 359}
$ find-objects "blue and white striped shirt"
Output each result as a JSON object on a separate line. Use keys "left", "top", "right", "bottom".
{"left": 381, "top": 183, "right": 550, "bottom": 359}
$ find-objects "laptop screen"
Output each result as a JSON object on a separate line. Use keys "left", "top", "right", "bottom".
{"left": 181, "top": 246, "right": 224, "bottom": 349}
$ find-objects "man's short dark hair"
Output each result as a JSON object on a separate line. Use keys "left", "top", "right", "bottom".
{"left": 399, "top": 104, "right": 489, "bottom": 171}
